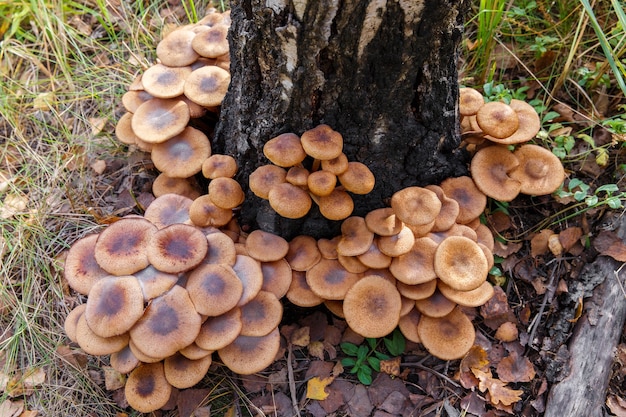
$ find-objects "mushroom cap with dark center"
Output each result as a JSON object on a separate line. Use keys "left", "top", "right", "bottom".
{"left": 84, "top": 275, "right": 144, "bottom": 337}
{"left": 245, "top": 229, "right": 289, "bottom": 262}
{"left": 357, "top": 239, "right": 392, "bottom": 269}
{"left": 337, "top": 216, "right": 374, "bottom": 257}
{"left": 185, "top": 263, "right": 243, "bottom": 316}
{"left": 189, "top": 194, "right": 233, "bottom": 228}
{"left": 317, "top": 236, "right": 340, "bottom": 260}
{"left": 202, "top": 231, "right": 237, "bottom": 265}
{"left": 470, "top": 145, "right": 522, "bottom": 202}
{"left": 249, "top": 164, "right": 287, "bottom": 200}
{"left": 417, "top": 307, "right": 475, "bottom": 360}
{"left": 195, "top": 307, "right": 242, "bottom": 351}
{"left": 94, "top": 217, "right": 157, "bottom": 275}
{"left": 286, "top": 166, "right": 310, "bottom": 186}
{"left": 163, "top": 352, "right": 212, "bottom": 389}
{"left": 191, "top": 24, "right": 230, "bottom": 58}
{"left": 268, "top": 182, "right": 312, "bottom": 219}
{"left": 263, "top": 133, "right": 307, "bottom": 167}
{"left": 183, "top": 65, "right": 231, "bottom": 107}
{"left": 415, "top": 288, "right": 457, "bottom": 318}
{"left": 438, "top": 280, "right": 495, "bottom": 307}
{"left": 131, "top": 98, "right": 190, "bottom": 144}
{"left": 343, "top": 274, "right": 402, "bottom": 338}
{"left": 321, "top": 153, "right": 349, "bottom": 175}
{"left": 485, "top": 99, "right": 541, "bottom": 145}
{"left": 147, "top": 223, "right": 208, "bottom": 273}
{"left": 156, "top": 28, "right": 199, "bottom": 67}
{"left": 125, "top": 362, "right": 173, "bottom": 413}
{"left": 286, "top": 270, "right": 324, "bottom": 307}
{"left": 239, "top": 290, "right": 283, "bottom": 336}
{"left": 476, "top": 101, "right": 519, "bottom": 139}
{"left": 389, "top": 237, "right": 439, "bottom": 285}
{"left": 318, "top": 188, "right": 354, "bottom": 221}
{"left": 391, "top": 186, "right": 442, "bottom": 226}
{"left": 260, "top": 258, "right": 293, "bottom": 298}
{"left": 307, "top": 170, "right": 337, "bottom": 197}
{"left": 337, "top": 162, "right": 375, "bottom": 195}
{"left": 64, "top": 234, "right": 109, "bottom": 295}
{"left": 208, "top": 177, "right": 245, "bottom": 209}
{"left": 232, "top": 254, "right": 264, "bottom": 306}
{"left": 459, "top": 87, "right": 485, "bottom": 116}
{"left": 75, "top": 314, "right": 129, "bottom": 356}
{"left": 218, "top": 327, "right": 281, "bottom": 375}
{"left": 510, "top": 144, "right": 565, "bottom": 195}
{"left": 300, "top": 124, "right": 344, "bottom": 160}
{"left": 151, "top": 126, "right": 211, "bottom": 179}
{"left": 365, "top": 207, "right": 403, "bottom": 236}
{"left": 152, "top": 173, "right": 201, "bottom": 200}
{"left": 141, "top": 64, "right": 192, "bottom": 99}
{"left": 109, "top": 344, "right": 140, "bottom": 374}
{"left": 285, "top": 235, "right": 322, "bottom": 272}
{"left": 129, "top": 285, "right": 202, "bottom": 359}
{"left": 377, "top": 224, "right": 415, "bottom": 257}
{"left": 202, "top": 154, "right": 238, "bottom": 179}
{"left": 305, "top": 259, "right": 361, "bottom": 300}
{"left": 144, "top": 193, "right": 193, "bottom": 229}
{"left": 439, "top": 176, "right": 487, "bottom": 224}
{"left": 434, "top": 235, "right": 489, "bottom": 291}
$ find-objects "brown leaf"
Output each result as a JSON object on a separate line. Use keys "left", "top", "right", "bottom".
{"left": 308, "top": 341, "right": 325, "bottom": 360}
{"left": 103, "top": 367, "right": 125, "bottom": 391}
{"left": 460, "top": 345, "right": 489, "bottom": 389}
{"left": 90, "top": 160, "right": 107, "bottom": 175}
{"left": 488, "top": 211, "right": 512, "bottom": 233}
{"left": 530, "top": 230, "right": 554, "bottom": 258}
{"left": 379, "top": 357, "right": 401, "bottom": 377}
{"left": 290, "top": 326, "right": 310, "bottom": 347}
{"left": 496, "top": 351, "right": 536, "bottom": 383}
{"left": 176, "top": 388, "right": 211, "bottom": 417}
{"left": 607, "top": 395, "right": 626, "bottom": 417}
{"left": 474, "top": 368, "right": 524, "bottom": 407}
{"left": 559, "top": 227, "right": 582, "bottom": 252}
{"left": 593, "top": 230, "right": 626, "bottom": 261}
{"left": 493, "top": 240, "right": 523, "bottom": 258}
{"left": 480, "top": 286, "right": 516, "bottom": 330}
{"left": 548, "top": 234, "right": 563, "bottom": 256}
{"left": 0, "top": 399, "right": 23, "bottom": 417}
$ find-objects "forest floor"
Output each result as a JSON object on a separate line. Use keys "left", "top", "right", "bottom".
{"left": 0, "top": 1, "right": 625, "bottom": 417}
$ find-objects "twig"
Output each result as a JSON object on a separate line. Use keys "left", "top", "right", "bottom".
{"left": 400, "top": 361, "right": 461, "bottom": 388}
{"left": 527, "top": 260, "right": 560, "bottom": 347}
{"left": 287, "top": 343, "right": 300, "bottom": 416}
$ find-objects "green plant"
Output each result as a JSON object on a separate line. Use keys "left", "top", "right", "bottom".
{"left": 340, "top": 329, "right": 406, "bottom": 385}
{"left": 555, "top": 179, "right": 624, "bottom": 209}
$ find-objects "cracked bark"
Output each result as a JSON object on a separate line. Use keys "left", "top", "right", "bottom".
{"left": 214, "top": 0, "right": 470, "bottom": 239}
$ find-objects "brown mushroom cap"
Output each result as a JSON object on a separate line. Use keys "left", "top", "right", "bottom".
{"left": 391, "top": 186, "right": 442, "bottom": 226}
{"left": 191, "top": 24, "right": 230, "bottom": 58}
{"left": 285, "top": 235, "right": 322, "bottom": 271}
{"left": 188, "top": 194, "right": 233, "bottom": 228}
{"left": 337, "top": 216, "right": 374, "bottom": 257}
{"left": 268, "top": 182, "right": 312, "bottom": 219}
{"left": 337, "top": 162, "right": 375, "bottom": 195}
{"left": 144, "top": 193, "right": 193, "bottom": 229}
{"left": 398, "top": 307, "right": 422, "bottom": 343}
{"left": 142, "top": 64, "right": 192, "bottom": 99}
{"left": 110, "top": 345, "right": 140, "bottom": 374}
{"left": 476, "top": 101, "right": 519, "bottom": 139}
{"left": 134, "top": 265, "right": 179, "bottom": 301}
{"left": 424, "top": 185, "right": 461, "bottom": 232}
{"left": 307, "top": 170, "right": 337, "bottom": 197}
{"left": 202, "top": 231, "right": 237, "bottom": 265}
{"left": 285, "top": 166, "right": 310, "bottom": 187}
{"left": 305, "top": 259, "right": 361, "bottom": 300}
{"left": 396, "top": 279, "right": 437, "bottom": 301}
{"left": 439, "top": 176, "right": 487, "bottom": 224}
{"left": 286, "top": 270, "right": 324, "bottom": 307}
{"left": 239, "top": 290, "right": 283, "bottom": 336}
{"left": 232, "top": 254, "right": 264, "bottom": 307}
{"left": 131, "top": 98, "right": 190, "bottom": 144}
{"left": 377, "top": 224, "right": 415, "bottom": 257}
{"left": 84, "top": 276, "right": 144, "bottom": 338}
{"left": 300, "top": 124, "right": 344, "bottom": 160}
{"left": 195, "top": 307, "right": 242, "bottom": 351}
{"left": 357, "top": 239, "right": 392, "bottom": 269}
{"left": 163, "top": 352, "right": 212, "bottom": 389}
{"left": 94, "top": 217, "right": 157, "bottom": 276}
{"left": 437, "top": 280, "right": 495, "bottom": 307}
{"left": 415, "top": 289, "right": 457, "bottom": 318}
{"left": 147, "top": 223, "right": 208, "bottom": 273}
{"left": 318, "top": 188, "right": 354, "bottom": 221}
{"left": 263, "top": 133, "right": 307, "bottom": 167}
{"left": 151, "top": 126, "right": 211, "bottom": 178}
{"left": 249, "top": 164, "right": 287, "bottom": 200}
{"left": 218, "top": 327, "right": 281, "bottom": 375}
{"left": 459, "top": 87, "right": 485, "bottom": 116}
{"left": 389, "top": 237, "right": 439, "bottom": 285}
{"left": 156, "top": 28, "right": 199, "bottom": 67}
{"left": 343, "top": 274, "right": 402, "bottom": 338}
{"left": 317, "top": 236, "right": 340, "bottom": 260}
{"left": 321, "top": 153, "right": 349, "bottom": 175}
{"left": 64, "top": 304, "right": 87, "bottom": 343}
{"left": 208, "top": 177, "right": 245, "bottom": 209}
{"left": 121, "top": 90, "right": 153, "bottom": 113}
{"left": 115, "top": 112, "right": 140, "bottom": 145}
{"left": 183, "top": 66, "right": 231, "bottom": 107}
{"left": 470, "top": 145, "right": 522, "bottom": 202}
{"left": 64, "top": 234, "right": 109, "bottom": 295}
{"left": 260, "top": 258, "right": 293, "bottom": 298}
{"left": 125, "top": 362, "right": 173, "bottom": 413}
{"left": 510, "top": 144, "right": 565, "bottom": 196}
{"left": 152, "top": 173, "right": 202, "bottom": 200}
{"left": 485, "top": 99, "right": 541, "bottom": 145}
{"left": 365, "top": 207, "right": 403, "bottom": 236}
{"left": 179, "top": 342, "right": 213, "bottom": 360}
{"left": 434, "top": 236, "right": 489, "bottom": 291}
{"left": 202, "top": 154, "right": 238, "bottom": 179}
{"left": 337, "top": 254, "right": 368, "bottom": 273}
{"left": 186, "top": 263, "right": 243, "bottom": 316}
{"left": 129, "top": 285, "right": 202, "bottom": 359}
{"left": 245, "top": 229, "right": 289, "bottom": 262}
{"left": 75, "top": 314, "right": 129, "bottom": 356}
{"left": 417, "top": 307, "right": 476, "bottom": 360}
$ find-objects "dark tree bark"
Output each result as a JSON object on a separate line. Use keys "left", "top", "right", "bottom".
{"left": 214, "top": 0, "right": 470, "bottom": 239}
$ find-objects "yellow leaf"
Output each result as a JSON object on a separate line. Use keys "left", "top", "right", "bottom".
{"left": 473, "top": 368, "right": 523, "bottom": 407}
{"left": 306, "top": 376, "right": 334, "bottom": 401}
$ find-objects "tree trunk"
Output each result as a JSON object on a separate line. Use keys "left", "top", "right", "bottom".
{"left": 214, "top": 0, "right": 470, "bottom": 239}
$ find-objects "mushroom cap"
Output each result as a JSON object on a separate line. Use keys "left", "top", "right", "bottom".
{"left": 183, "top": 65, "right": 231, "bottom": 107}
{"left": 459, "top": 87, "right": 485, "bottom": 116}
{"left": 156, "top": 28, "right": 199, "bottom": 67}
{"left": 396, "top": 279, "right": 437, "bottom": 301}
{"left": 424, "top": 185, "right": 461, "bottom": 232}
{"left": 417, "top": 307, "right": 476, "bottom": 360}
{"left": 121, "top": 90, "right": 153, "bottom": 113}
{"left": 125, "top": 362, "right": 173, "bottom": 413}
{"left": 317, "top": 236, "right": 340, "bottom": 260}
{"left": 357, "top": 239, "right": 392, "bottom": 269}
{"left": 389, "top": 237, "right": 439, "bottom": 285}
{"left": 437, "top": 280, "right": 495, "bottom": 307}
{"left": 188, "top": 194, "right": 233, "bottom": 228}
{"left": 142, "top": 64, "right": 192, "bottom": 99}
{"left": 321, "top": 153, "right": 349, "bottom": 175}
{"left": 144, "top": 193, "right": 193, "bottom": 229}
{"left": 218, "top": 327, "right": 281, "bottom": 375}
{"left": 152, "top": 173, "right": 201, "bottom": 200}
{"left": 147, "top": 223, "right": 208, "bottom": 273}
{"left": 202, "top": 154, "right": 238, "bottom": 179}
{"left": 239, "top": 290, "right": 283, "bottom": 336}
{"left": 391, "top": 186, "right": 442, "bottom": 226}
{"left": 300, "top": 124, "right": 343, "bottom": 160}
{"left": 208, "top": 177, "right": 245, "bottom": 209}
{"left": 415, "top": 289, "right": 457, "bottom": 318}
{"left": 337, "top": 216, "right": 374, "bottom": 257}
{"left": 64, "top": 234, "right": 109, "bottom": 295}
{"left": 84, "top": 275, "right": 145, "bottom": 337}
{"left": 151, "top": 126, "right": 211, "bottom": 178}
{"left": 131, "top": 98, "right": 190, "bottom": 144}
{"left": 398, "top": 307, "right": 422, "bottom": 343}
{"left": 318, "top": 188, "right": 354, "bottom": 221}
{"left": 476, "top": 101, "right": 519, "bottom": 139}
{"left": 365, "top": 207, "right": 403, "bottom": 236}
{"left": 249, "top": 164, "right": 287, "bottom": 200}
{"left": 129, "top": 285, "right": 202, "bottom": 359}
{"left": 94, "top": 217, "right": 157, "bottom": 276}
{"left": 179, "top": 342, "right": 213, "bottom": 360}
{"left": 263, "top": 133, "right": 307, "bottom": 167}
{"left": 337, "top": 254, "right": 368, "bottom": 273}
{"left": 439, "top": 176, "right": 487, "bottom": 224}
{"left": 305, "top": 259, "right": 361, "bottom": 300}
{"left": 485, "top": 99, "right": 541, "bottom": 145}
{"left": 195, "top": 307, "right": 242, "bottom": 351}
{"left": 343, "top": 274, "right": 402, "bottom": 338}
{"left": 260, "top": 258, "right": 293, "bottom": 298}
{"left": 337, "top": 162, "right": 375, "bottom": 195}
{"left": 109, "top": 345, "right": 140, "bottom": 374}
{"left": 285, "top": 235, "right": 322, "bottom": 271}
{"left": 268, "top": 182, "right": 312, "bottom": 219}
{"left": 285, "top": 166, "right": 310, "bottom": 187}
{"left": 202, "top": 231, "right": 237, "bottom": 265}
{"left": 307, "top": 170, "right": 337, "bottom": 197}
{"left": 64, "top": 304, "right": 87, "bottom": 343}
{"left": 245, "top": 229, "right": 289, "bottom": 262}
{"left": 434, "top": 236, "right": 489, "bottom": 291}
{"left": 324, "top": 300, "right": 345, "bottom": 318}
{"left": 510, "top": 144, "right": 565, "bottom": 195}
{"left": 75, "top": 314, "right": 129, "bottom": 356}
{"left": 286, "top": 270, "right": 324, "bottom": 307}
{"left": 163, "top": 352, "right": 212, "bottom": 389}
{"left": 186, "top": 263, "right": 243, "bottom": 316}
{"left": 191, "top": 24, "right": 230, "bottom": 58}
{"left": 470, "top": 145, "right": 522, "bottom": 202}
{"left": 232, "top": 254, "right": 264, "bottom": 307}
{"left": 377, "top": 224, "right": 415, "bottom": 257}
{"left": 115, "top": 112, "right": 140, "bottom": 145}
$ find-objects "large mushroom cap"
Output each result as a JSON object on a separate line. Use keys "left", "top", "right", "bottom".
{"left": 147, "top": 223, "right": 208, "bottom": 273}
{"left": 268, "top": 182, "right": 312, "bottom": 219}
{"left": 64, "top": 234, "right": 109, "bottom": 295}
{"left": 263, "top": 133, "right": 307, "bottom": 167}
{"left": 131, "top": 98, "right": 190, "bottom": 144}
{"left": 476, "top": 101, "right": 519, "bottom": 139}
{"left": 156, "top": 28, "right": 199, "bottom": 67}
{"left": 239, "top": 290, "right": 283, "bottom": 336}
{"left": 195, "top": 307, "right": 242, "bottom": 351}
{"left": 337, "top": 162, "right": 375, "bottom": 195}
{"left": 191, "top": 24, "right": 230, "bottom": 58}
{"left": 141, "top": 64, "right": 192, "bottom": 99}
{"left": 459, "top": 87, "right": 485, "bottom": 116}
{"left": 125, "top": 362, "right": 173, "bottom": 413}
{"left": 249, "top": 164, "right": 287, "bottom": 200}
{"left": 434, "top": 236, "right": 489, "bottom": 291}
{"left": 389, "top": 237, "right": 439, "bottom": 285}
{"left": 417, "top": 307, "right": 476, "bottom": 360}
{"left": 245, "top": 229, "right": 289, "bottom": 262}
{"left": 439, "top": 176, "right": 487, "bottom": 224}
{"left": 470, "top": 145, "right": 522, "bottom": 202}
{"left": 151, "top": 126, "right": 211, "bottom": 178}
{"left": 163, "top": 352, "right": 212, "bottom": 389}
{"left": 391, "top": 186, "right": 442, "bottom": 226}
{"left": 183, "top": 65, "right": 231, "bottom": 107}
{"left": 337, "top": 216, "right": 374, "bottom": 257}
{"left": 186, "top": 263, "right": 243, "bottom": 316}
{"left": 144, "top": 193, "right": 193, "bottom": 229}
{"left": 305, "top": 259, "right": 361, "bottom": 300}
{"left": 510, "top": 144, "right": 565, "bottom": 195}
{"left": 300, "top": 124, "right": 344, "bottom": 160}
{"left": 318, "top": 188, "right": 354, "bottom": 221}
{"left": 208, "top": 177, "right": 245, "bottom": 209}
{"left": 343, "top": 274, "right": 402, "bottom": 338}
{"left": 218, "top": 327, "right": 281, "bottom": 375}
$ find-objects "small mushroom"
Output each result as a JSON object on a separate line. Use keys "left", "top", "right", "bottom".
{"left": 183, "top": 66, "right": 231, "bottom": 107}
{"left": 245, "top": 229, "right": 289, "bottom": 262}
{"left": 337, "top": 162, "right": 375, "bottom": 195}
{"left": 156, "top": 28, "right": 199, "bottom": 67}
{"left": 195, "top": 307, "right": 243, "bottom": 351}
{"left": 337, "top": 216, "right": 374, "bottom": 257}
{"left": 307, "top": 170, "right": 337, "bottom": 197}
{"left": 318, "top": 188, "right": 354, "bottom": 220}
{"left": 163, "top": 352, "right": 212, "bottom": 389}
{"left": 417, "top": 307, "right": 475, "bottom": 360}
{"left": 263, "top": 133, "right": 307, "bottom": 167}
{"left": 208, "top": 177, "right": 245, "bottom": 209}
{"left": 286, "top": 270, "right": 324, "bottom": 307}
{"left": 125, "top": 362, "right": 173, "bottom": 413}
{"left": 239, "top": 290, "right": 283, "bottom": 336}
{"left": 305, "top": 259, "right": 361, "bottom": 300}
{"left": 439, "top": 176, "right": 487, "bottom": 224}
{"left": 188, "top": 194, "right": 233, "bottom": 228}
{"left": 285, "top": 235, "right": 322, "bottom": 272}
{"left": 268, "top": 182, "right": 312, "bottom": 219}
{"left": 437, "top": 280, "right": 495, "bottom": 307}
{"left": 389, "top": 237, "right": 438, "bottom": 285}
{"left": 476, "top": 101, "right": 519, "bottom": 139}
{"left": 202, "top": 154, "right": 238, "bottom": 179}
{"left": 300, "top": 124, "right": 344, "bottom": 161}
{"left": 191, "top": 24, "right": 230, "bottom": 58}
{"left": 459, "top": 87, "right": 485, "bottom": 116}
{"left": 64, "top": 234, "right": 109, "bottom": 295}
{"left": 141, "top": 64, "right": 192, "bottom": 99}
{"left": 218, "top": 327, "right": 281, "bottom": 375}
{"left": 434, "top": 236, "right": 489, "bottom": 291}
{"left": 249, "top": 164, "right": 287, "bottom": 200}
{"left": 415, "top": 289, "right": 457, "bottom": 318}
{"left": 390, "top": 186, "right": 442, "bottom": 226}
{"left": 143, "top": 193, "right": 193, "bottom": 229}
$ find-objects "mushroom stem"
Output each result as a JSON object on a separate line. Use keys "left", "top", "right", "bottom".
{"left": 311, "top": 158, "right": 321, "bottom": 172}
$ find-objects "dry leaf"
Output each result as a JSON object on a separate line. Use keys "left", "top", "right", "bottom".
{"left": 548, "top": 234, "right": 563, "bottom": 256}
{"left": 1, "top": 194, "right": 28, "bottom": 219}
{"left": 308, "top": 341, "right": 325, "bottom": 360}
{"left": 558, "top": 227, "right": 582, "bottom": 252}
{"left": 103, "top": 367, "right": 125, "bottom": 391}
{"left": 496, "top": 351, "right": 536, "bottom": 383}
{"left": 474, "top": 368, "right": 524, "bottom": 407}
{"left": 379, "top": 356, "right": 401, "bottom": 377}
{"left": 531, "top": 230, "right": 554, "bottom": 257}
{"left": 88, "top": 117, "right": 107, "bottom": 135}
{"left": 90, "top": 160, "right": 107, "bottom": 175}
{"left": 459, "top": 345, "right": 489, "bottom": 389}
{"left": 607, "top": 395, "right": 626, "bottom": 417}
{"left": 291, "top": 326, "right": 310, "bottom": 347}
{"left": 493, "top": 240, "right": 523, "bottom": 258}
{"left": 0, "top": 399, "right": 23, "bottom": 417}
{"left": 593, "top": 230, "right": 626, "bottom": 261}
{"left": 33, "top": 92, "right": 56, "bottom": 111}
{"left": 306, "top": 376, "right": 334, "bottom": 401}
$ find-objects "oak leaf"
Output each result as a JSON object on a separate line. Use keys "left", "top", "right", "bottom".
{"left": 473, "top": 368, "right": 523, "bottom": 407}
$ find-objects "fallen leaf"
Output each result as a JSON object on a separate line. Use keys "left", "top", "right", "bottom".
{"left": 103, "top": 367, "right": 125, "bottom": 391}
{"left": 548, "top": 233, "right": 563, "bottom": 256}
{"left": 493, "top": 240, "right": 523, "bottom": 258}
{"left": 0, "top": 399, "right": 23, "bottom": 417}
{"left": 496, "top": 351, "right": 536, "bottom": 383}
{"left": 480, "top": 286, "right": 516, "bottom": 330}
{"left": 90, "top": 160, "right": 107, "bottom": 175}
{"left": 530, "top": 229, "right": 553, "bottom": 258}
{"left": 291, "top": 326, "right": 310, "bottom": 347}
{"left": 306, "top": 376, "right": 334, "bottom": 401}
{"left": 308, "top": 341, "right": 325, "bottom": 360}
{"left": 559, "top": 227, "right": 582, "bottom": 252}
{"left": 88, "top": 117, "right": 107, "bottom": 135}
{"left": 379, "top": 357, "right": 401, "bottom": 377}
{"left": 593, "top": 230, "right": 626, "bottom": 261}
{"left": 607, "top": 395, "right": 626, "bottom": 417}
{"left": 459, "top": 345, "right": 489, "bottom": 389}
{"left": 1, "top": 194, "right": 28, "bottom": 219}
{"left": 33, "top": 92, "right": 56, "bottom": 111}
{"left": 474, "top": 368, "right": 524, "bottom": 407}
